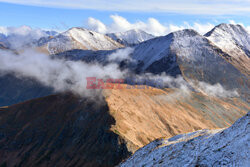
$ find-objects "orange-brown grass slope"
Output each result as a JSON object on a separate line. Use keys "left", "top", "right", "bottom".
{"left": 0, "top": 85, "right": 248, "bottom": 166}
{"left": 103, "top": 85, "right": 249, "bottom": 152}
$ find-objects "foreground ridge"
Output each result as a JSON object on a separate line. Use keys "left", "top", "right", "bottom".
{"left": 120, "top": 112, "right": 250, "bottom": 167}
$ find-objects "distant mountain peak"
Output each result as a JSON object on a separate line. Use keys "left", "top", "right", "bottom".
{"left": 37, "top": 27, "right": 123, "bottom": 54}
{"left": 205, "top": 23, "right": 248, "bottom": 37}
{"left": 171, "top": 29, "right": 200, "bottom": 38}
{"left": 107, "top": 29, "right": 154, "bottom": 46}
{"left": 216, "top": 23, "right": 245, "bottom": 30}
{"left": 65, "top": 27, "right": 95, "bottom": 35}
{"left": 205, "top": 23, "right": 250, "bottom": 75}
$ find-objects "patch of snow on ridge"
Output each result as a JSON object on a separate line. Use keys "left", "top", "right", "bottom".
{"left": 66, "top": 27, "right": 123, "bottom": 50}
{"left": 45, "top": 27, "right": 123, "bottom": 54}
{"left": 206, "top": 23, "right": 250, "bottom": 57}
{"left": 132, "top": 29, "right": 213, "bottom": 70}
{"left": 120, "top": 112, "right": 250, "bottom": 167}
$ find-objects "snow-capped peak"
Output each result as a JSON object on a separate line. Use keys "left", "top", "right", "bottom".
{"left": 206, "top": 23, "right": 248, "bottom": 36}
{"left": 131, "top": 29, "right": 206, "bottom": 70}
{"left": 172, "top": 29, "right": 200, "bottom": 38}
{"left": 43, "top": 27, "right": 123, "bottom": 54}
{"left": 205, "top": 23, "right": 250, "bottom": 56}
{"left": 107, "top": 29, "right": 154, "bottom": 46}
{"left": 205, "top": 23, "right": 250, "bottom": 74}
{"left": 65, "top": 27, "right": 124, "bottom": 50}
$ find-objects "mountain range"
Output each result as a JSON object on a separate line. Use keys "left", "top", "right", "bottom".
{"left": 36, "top": 27, "right": 123, "bottom": 54}
{"left": 0, "top": 23, "right": 249, "bottom": 166}
{"left": 131, "top": 28, "right": 249, "bottom": 100}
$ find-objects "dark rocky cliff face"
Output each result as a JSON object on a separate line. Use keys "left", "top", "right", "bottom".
{"left": 0, "top": 94, "right": 131, "bottom": 167}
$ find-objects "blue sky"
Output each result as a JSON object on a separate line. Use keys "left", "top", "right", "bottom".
{"left": 0, "top": 0, "right": 249, "bottom": 35}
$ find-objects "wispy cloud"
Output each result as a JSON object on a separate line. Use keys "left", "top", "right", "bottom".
{"left": 0, "top": 25, "right": 48, "bottom": 48}
{"left": 0, "top": 25, "right": 45, "bottom": 37}
{"left": 0, "top": 48, "right": 129, "bottom": 98}
{"left": 229, "top": 20, "right": 250, "bottom": 32}
{"left": 1, "top": 16, "right": 249, "bottom": 38}
{"left": 87, "top": 15, "right": 250, "bottom": 36}
{"left": 1, "top": 0, "right": 250, "bottom": 15}
{"left": 87, "top": 15, "right": 215, "bottom": 36}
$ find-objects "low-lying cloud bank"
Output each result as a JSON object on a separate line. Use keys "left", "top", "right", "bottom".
{"left": 0, "top": 48, "right": 239, "bottom": 99}
{"left": 130, "top": 73, "right": 239, "bottom": 98}
{"left": 0, "top": 25, "right": 58, "bottom": 49}
{"left": 0, "top": 49, "right": 127, "bottom": 97}
{"left": 195, "top": 81, "right": 239, "bottom": 98}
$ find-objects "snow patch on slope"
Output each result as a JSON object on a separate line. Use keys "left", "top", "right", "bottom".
{"left": 205, "top": 23, "right": 250, "bottom": 74}
{"left": 205, "top": 23, "right": 250, "bottom": 57}
{"left": 132, "top": 29, "right": 215, "bottom": 70}
{"left": 46, "top": 27, "right": 123, "bottom": 54}
{"left": 65, "top": 27, "right": 123, "bottom": 50}
{"left": 120, "top": 112, "right": 250, "bottom": 167}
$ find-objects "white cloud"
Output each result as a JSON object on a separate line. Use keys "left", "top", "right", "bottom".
{"left": 246, "top": 26, "right": 250, "bottom": 33}
{"left": 229, "top": 20, "right": 237, "bottom": 24}
{"left": 195, "top": 81, "right": 239, "bottom": 98}
{"left": 229, "top": 20, "right": 250, "bottom": 33}
{"left": 145, "top": 18, "right": 167, "bottom": 36}
{"left": 0, "top": 48, "right": 128, "bottom": 97}
{"left": 87, "top": 15, "right": 250, "bottom": 36}
{"left": 106, "top": 16, "right": 168, "bottom": 36}
{"left": 1, "top": 0, "right": 250, "bottom": 15}
{"left": 0, "top": 47, "right": 240, "bottom": 99}
{"left": 0, "top": 25, "right": 49, "bottom": 49}
{"left": 110, "top": 15, "right": 133, "bottom": 32}
{"left": 130, "top": 73, "right": 238, "bottom": 98}
{"left": 187, "top": 22, "right": 215, "bottom": 35}
{"left": 87, "top": 15, "right": 216, "bottom": 36}
{"left": 88, "top": 17, "right": 107, "bottom": 34}
{"left": 108, "top": 47, "right": 134, "bottom": 62}
{"left": 0, "top": 25, "right": 45, "bottom": 37}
